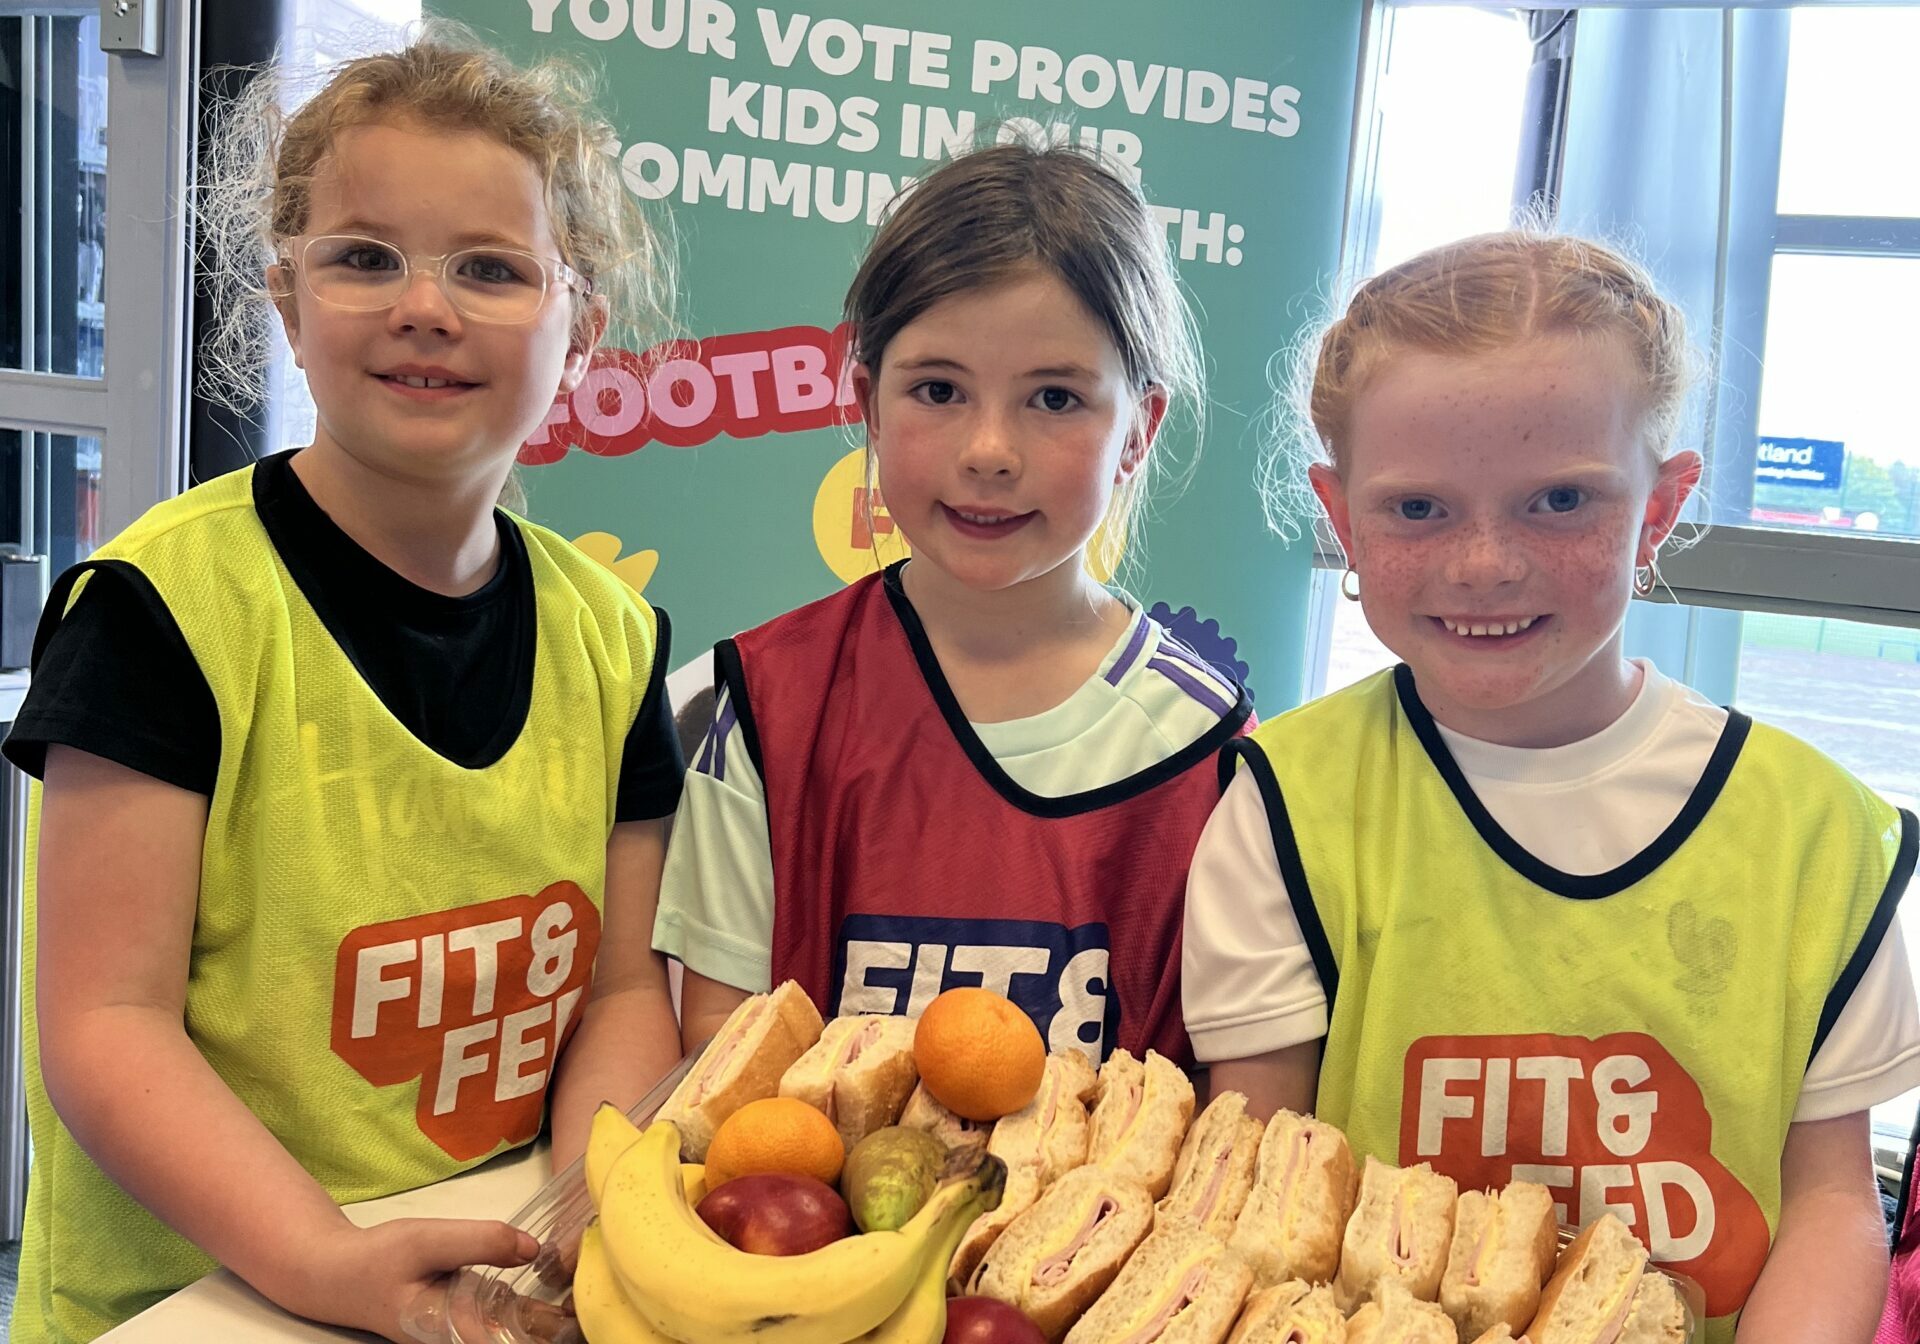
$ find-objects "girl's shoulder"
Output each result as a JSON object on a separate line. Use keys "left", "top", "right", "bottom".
{"left": 96, "top": 465, "right": 261, "bottom": 566}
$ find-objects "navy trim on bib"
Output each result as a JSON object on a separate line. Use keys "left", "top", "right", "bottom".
{"left": 1392, "top": 663, "right": 1753, "bottom": 901}
{"left": 713, "top": 637, "right": 767, "bottom": 782}
{"left": 1229, "top": 737, "right": 1341, "bottom": 1016}
{"left": 881, "top": 560, "right": 1252, "bottom": 819}
{"left": 1813, "top": 807, "right": 1919, "bottom": 1065}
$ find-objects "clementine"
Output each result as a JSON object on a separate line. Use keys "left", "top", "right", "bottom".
{"left": 703, "top": 1097, "right": 845, "bottom": 1189}
{"left": 913, "top": 988, "right": 1046, "bottom": 1121}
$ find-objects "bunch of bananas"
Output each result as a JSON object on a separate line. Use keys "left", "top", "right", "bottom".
{"left": 572, "top": 1105, "right": 1007, "bottom": 1344}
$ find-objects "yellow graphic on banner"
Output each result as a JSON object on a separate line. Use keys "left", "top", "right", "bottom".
{"left": 573, "top": 532, "right": 660, "bottom": 596}
{"left": 814, "top": 446, "right": 910, "bottom": 585}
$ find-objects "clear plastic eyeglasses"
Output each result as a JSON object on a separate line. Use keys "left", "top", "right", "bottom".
{"left": 273, "top": 233, "right": 593, "bottom": 324}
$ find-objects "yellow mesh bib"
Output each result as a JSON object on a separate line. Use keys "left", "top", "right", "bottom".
{"left": 1237, "top": 667, "right": 1912, "bottom": 1342}
{"left": 13, "top": 466, "right": 656, "bottom": 1342}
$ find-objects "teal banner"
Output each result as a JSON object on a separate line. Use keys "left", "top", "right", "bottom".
{"left": 444, "top": 0, "right": 1363, "bottom": 705}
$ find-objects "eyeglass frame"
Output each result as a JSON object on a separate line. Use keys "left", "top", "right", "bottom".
{"left": 270, "top": 232, "right": 596, "bottom": 325}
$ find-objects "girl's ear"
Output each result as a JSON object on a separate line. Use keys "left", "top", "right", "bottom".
{"left": 1116, "top": 384, "right": 1169, "bottom": 484}
{"left": 1641, "top": 449, "right": 1703, "bottom": 560}
{"left": 1308, "top": 461, "right": 1357, "bottom": 563}
{"left": 558, "top": 294, "right": 610, "bottom": 395}
{"left": 852, "top": 361, "right": 879, "bottom": 445}
{"left": 268, "top": 264, "right": 304, "bottom": 369}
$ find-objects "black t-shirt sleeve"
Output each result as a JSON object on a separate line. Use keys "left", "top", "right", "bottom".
{"left": 614, "top": 606, "right": 686, "bottom": 823}
{"left": 2, "top": 562, "right": 221, "bottom": 794}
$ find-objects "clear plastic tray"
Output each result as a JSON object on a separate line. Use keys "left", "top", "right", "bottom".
{"left": 441, "top": 1048, "right": 704, "bottom": 1344}
{"left": 433, "top": 1052, "right": 1702, "bottom": 1343}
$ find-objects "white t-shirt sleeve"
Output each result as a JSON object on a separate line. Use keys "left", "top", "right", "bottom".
{"left": 1797, "top": 915, "right": 1920, "bottom": 1121}
{"left": 1182, "top": 767, "right": 1329, "bottom": 1064}
{"left": 651, "top": 687, "right": 776, "bottom": 993}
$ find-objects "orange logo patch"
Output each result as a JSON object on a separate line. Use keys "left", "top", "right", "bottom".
{"left": 1400, "top": 1032, "right": 1769, "bottom": 1317}
{"left": 331, "top": 883, "right": 601, "bottom": 1160}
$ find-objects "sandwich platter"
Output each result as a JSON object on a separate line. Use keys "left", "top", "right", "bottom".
{"left": 438, "top": 987, "right": 1699, "bottom": 1344}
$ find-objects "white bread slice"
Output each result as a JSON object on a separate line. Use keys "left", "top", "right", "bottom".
{"left": 1467, "top": 1330, "right": 1522, "bottom": 1344}
{"left": 899, "top": 1080, "right": 994, "bottom": 1149}
{"left": 1439, "top": 1183, "right": 1557, "bottom": 1337}
{"left": 1089, "top": 1048, "right": 1197, "bottom": 1200}
{"left": 1159, "top": 1091, "right": 1263, "bottom": 1242}
{"left": 1063, "top": 1216, "right": 1255, "bottom": 1344}
{"left": 1225, "top": 1279, "right": 1347, "bottom": 1344}
{"left": 975, "top": 1165, "right": 1156, "bottom": 1341}
{"left": 776, "top": 1012, "right": 918, "bottom": 1150}
{"left": 1226, "top": 1110, "right": 1357, "bottom": 1287}
{"left": 653, "top": 980, "right": 823, "bottom": 1161}
{"left": 1525, "top": 1214, "right": 1649, "bottom": 1344}
{"left": 1346, "top": 1279, "right": 1460, "bottom": 1344}
{"left": 1333, "top": 1157, "right": 1458, "bottom": 1311}
{"left": 1041, "top": 1050, "right": 1100, "bottom": 1181}
{"left": 952, "top": 1052, "right": 1102, "bottom": 1286}
{"left": 1615, "top": 1270, "right": 1686, "bottom": 1344}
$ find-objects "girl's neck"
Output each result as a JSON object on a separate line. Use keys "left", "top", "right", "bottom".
{"left": 290, "top": 439, "right": 507, "bottom": 597}
{"left": 903, "top": 553, "right": 1123, "bottom": 658}
{"left": 901, "top": 554, "right": 1131, "bottom": 724}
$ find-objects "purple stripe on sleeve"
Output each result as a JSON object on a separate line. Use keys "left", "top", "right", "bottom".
{"left": 1155, "top": 637, "right": 1220, "bottom": 681}
{"left": 708, "top": 697, "right": 738, "bottom": 782}
{"left": 694, "top": 719, "right": 717, "bottom": 776}
{"left": 1147, "top": 656, "right": 1236, "bottom": 717}
{"left": 1104, "top": 612, "right": 1154, "bottom": 686}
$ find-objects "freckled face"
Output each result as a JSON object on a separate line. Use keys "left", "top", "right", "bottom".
{"left": 1311, "top": 336, "right": 1696, "bottom": 745}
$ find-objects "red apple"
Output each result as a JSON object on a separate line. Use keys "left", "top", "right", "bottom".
{"left": 943, "top": 1296, "right": 1048, "bottom": 1344}
{"left": 696, "top": 1173, "right": 853, "bottom": 1255}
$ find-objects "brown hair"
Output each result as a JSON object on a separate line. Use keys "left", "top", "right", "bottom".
{"left": 844, "top": 141, "right": 1204, "bottom": 579}
{"left": 197, "top": 20, "right": 673, "bottom": 414}
{"left": 1270, "top": 228, "right": 1693, "bottom": 532}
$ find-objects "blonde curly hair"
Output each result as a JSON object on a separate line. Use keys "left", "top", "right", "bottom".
{"left": 197, "top": 20, "right": 673, "bottom": 415}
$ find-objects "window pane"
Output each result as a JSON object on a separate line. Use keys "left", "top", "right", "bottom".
{"left": 1777, "top": 9, "right": 1920, "bottom": 219}
{"left": 1737, "top": 255, "right": 1920, "bottom": 541}
{"left": 0, "top": 428, "right": 105, "bottom": 575}
{"left": 1367, "top": 9, "right": 1532, "bottom": 272}
{"left": 1, "top": 15, "right": 108, "bottom": 376}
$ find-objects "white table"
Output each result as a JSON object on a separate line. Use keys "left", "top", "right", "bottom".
{"left": 96, "top": 1143, "right": 553, "bottom": 1342}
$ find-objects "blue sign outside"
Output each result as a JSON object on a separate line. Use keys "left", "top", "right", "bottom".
{"left": 1756, "top": 436, "right": 1845, "bottom": 490}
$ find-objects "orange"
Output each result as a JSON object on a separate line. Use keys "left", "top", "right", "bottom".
{"left": 913, "top": 988, "right": 1046, "bottom": 1121}
{"left": 703, "top": 1097, "right": 845, "bottom": 1189}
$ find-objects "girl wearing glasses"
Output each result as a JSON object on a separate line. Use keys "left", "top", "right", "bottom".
{"left": 4, "top": 27, "right": 682, "bottom": 1344}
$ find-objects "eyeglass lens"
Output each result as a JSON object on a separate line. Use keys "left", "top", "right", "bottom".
{"left": 299, "top": 235, "right": 552, "bottom": 321}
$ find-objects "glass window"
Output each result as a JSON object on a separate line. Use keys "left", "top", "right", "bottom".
{"left": 1741, "top": 254, "right": 1920, "bottom": 542}
{"left": 1776, "top": 8, "right": 1920, "bottom": 220}
{"left": 1, "top": 14, "right": 109, "bottom": 377}
{"left": 0, "top": 428, "right": 105, "bottom": 575}
{"left": 1366, "top": 9, "right": 1532, "bottom": 274}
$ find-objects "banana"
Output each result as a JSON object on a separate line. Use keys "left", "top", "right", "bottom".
{"left": 855, "top": 1156, "right": 1008, "bottom": 1343}
{"left": 601, "top": 1119, "right": 1006, "bottom": 1344}
{"left": 574, "top": 1222, "right": 684, "bottom": 1344}
{"left": 586, "top": 1104, "right": 643, "bottom": 1207}
{"left": 680, "top": 1163, "right": 708, "bottom": 1205}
